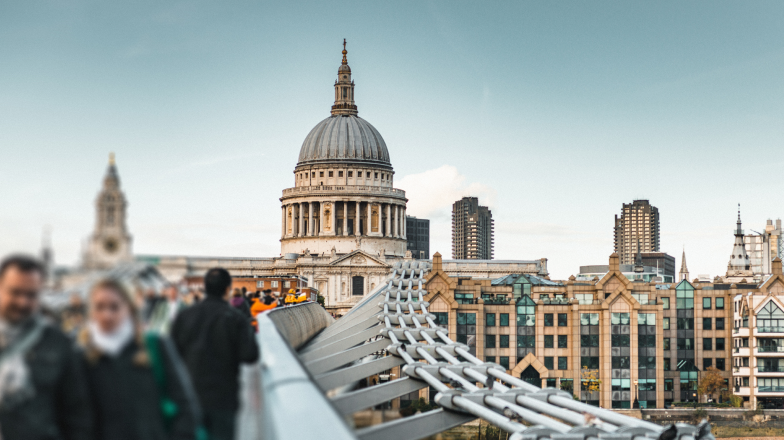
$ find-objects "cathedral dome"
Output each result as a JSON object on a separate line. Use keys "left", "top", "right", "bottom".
{"left": 297, "top": 115, "right": 391, "bottom": 168}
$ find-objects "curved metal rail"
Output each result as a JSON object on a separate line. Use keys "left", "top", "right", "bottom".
{"left": 243, "top": 262, "right": 715, "bottom": 440}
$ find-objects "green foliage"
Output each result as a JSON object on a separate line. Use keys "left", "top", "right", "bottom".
{"left": 399, "top": 398, "right": 438, "bottom": 417}
{"left": 317, "top": 294, "right": 325, "bottom": 306}
{"left": 728, "top": 395, "right": 743, "bottom": 408}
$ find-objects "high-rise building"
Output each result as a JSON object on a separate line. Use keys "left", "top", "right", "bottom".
{"left": 406, "top": 216, "right": 430, "bottom": 259}
{"left": 614, "top": 200, "right": 660, "bottom": 265}
{"left": 744, "top": 218, "right": 783, "bottom": 275}
{"left": 452, "top": 197, "right": 494, "bottom": 260}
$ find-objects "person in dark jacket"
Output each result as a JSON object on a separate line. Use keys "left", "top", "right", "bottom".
{"left": 80, "top": 278, "right": 200, "bottom": 440}
{"left": 229, "top": 288, "right": 252, "bottom": 320}
{"left": 0, "top": 255, "right": 93, "bottom": 440}
{"left": 171, "top": 268, "right": 259, "bottom": 440}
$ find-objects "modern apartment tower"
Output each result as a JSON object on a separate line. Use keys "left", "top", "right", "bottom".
{"left": 406, "top": 216, "right": 430, "bottom": 259}
{"left": 614, "top": 200, "right": 660, "bottom": 265}
{"left": 452, "top": 197, "right": 494, "bottom": 260}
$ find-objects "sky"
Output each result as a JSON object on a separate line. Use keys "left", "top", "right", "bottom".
{"left": 1, "top": 1, "right": 783, "bottom": 279}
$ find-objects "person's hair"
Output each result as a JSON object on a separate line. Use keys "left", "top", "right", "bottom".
{"left": 232, "top": 288, "right": 242, "bottom": 297}
{"left": 263, "top": 289, "right": 273, "bottom": 295}
{"left": 0, "top": 254, "right": 45, "bottom": 279}
{"left": 83, "top": 278, "right": 147, "bottom": 365}
{"left": 204, "top": 268, "right": 232, "bottom": 297}
{"left": 241, "top": 287, "right": 247, "bottom": 294}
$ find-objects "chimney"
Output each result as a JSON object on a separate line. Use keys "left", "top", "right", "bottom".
{"left": 432, "top": 252, "right": 443, "bottom": 272}
{"left": 609, "top": 253, "right": 620, "bottom": 272}
{"left": 773, "top": 258, "right": 782, "bottom": 276}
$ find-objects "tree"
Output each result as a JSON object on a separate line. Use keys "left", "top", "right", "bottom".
{"left": 580, "top": 366, "right": 601, "bottom": 403}
{"left": 698, "top": 367, "right": 724, "bottom": 402}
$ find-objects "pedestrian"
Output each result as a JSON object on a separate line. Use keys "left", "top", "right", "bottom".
{"left": 0, "top": 254, "right": 92, "bottom": 440}
{"left": 171, "top": 268, "right": 259, "bottom": 440}
{"left": 229, "top": 288, "right": 251, "bottom": 320}
{"left": 250, "top": 289, "right": 277, "bottom": 330}
{"left": 141, "top": 288, "right": 162, "bottom": 323}
{"left": 148, "top": 284, "right": 186, "bottom": 335}
{"left": 79, "top": 278, "right": 201, "bottom": 440}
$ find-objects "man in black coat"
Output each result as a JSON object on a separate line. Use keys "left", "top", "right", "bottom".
{"left": 171, "top": 267, "right": 259, "bottom": 440}
{"left": 0, "top": 255, "right": 93, "bottom": 440}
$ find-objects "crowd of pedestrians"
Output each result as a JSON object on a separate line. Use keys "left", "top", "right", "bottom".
{"left": 0, "top": 254, "right": 262, "bottom": 440}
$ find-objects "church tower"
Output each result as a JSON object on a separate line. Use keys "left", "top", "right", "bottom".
{"left": 679, "top": 248, "right": 689, "bottom": 281}
{"left": 726, "top": 204, "right": 753, "bottom": 280}
{"left": 84, "top": 154, "right": 133, "bottom": 269}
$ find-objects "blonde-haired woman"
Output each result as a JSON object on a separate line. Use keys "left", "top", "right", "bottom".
{"left": 80, "top": 279, "right": 202, "bottom": 440}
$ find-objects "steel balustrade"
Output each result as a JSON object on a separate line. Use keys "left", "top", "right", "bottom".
{"left": 240, "top": 261, "right": 715, "bottom": 440}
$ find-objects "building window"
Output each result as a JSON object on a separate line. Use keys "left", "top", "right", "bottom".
{"left": 704, "top": 358, "right": 713, "bottom": 370}
{"left": 328, "top": 171, "right": 333, "bottom": 177}
{"left": 348, "top": 171, "right": 353, "bottom": 177}
{"left": 703, "top": 318, "right": 712, "bottom": 330}
{"left": 716, "top": 297, "right": 724, "bottom": 309}
{"left": 664, "top": 379, "right": 674, "bottom": 391}
{"left": 499, "top": 335, "right": 509, "bottom": 348}
{"left": 311, "top": 172, "right": 315, "bottom": 177}
{"left": 256, "top": 281, "right": 265, "bottom": 288}
{"left": 704, "top": 338, "right": 712, "bottom": 351}
{"left": 500, "top": 313, "right": 509, "bottom": 326}
{"left": 320, "top": 171, "right": 324, "bottom": 177}
{"left": 499, "top": 356, "right": 509, "bottom": 370}
{"left": 433, "top": 312, "right": 448, "bottom": 327}
{"left": 375, "top": 173, "right": 378, "bottom": 179}
{"left": 716, "top": 318, "right": 725, "bottom": 330}
{"left": 716, "top": 358, "right": 725, "bottom": 370}
{"left": 677, "top": 318, "right": 694, "bottom": 330}
{"left": 455, "top": 293, "right": 473, "bottom": 304}
{"left": 703, "top": 297, "right": 712, "bottom": 309}
{"left": 558, "top": 313, "right": 567, "bottom": 326}
{"left": 558, "top": 335, "right": 567, "bottom": 348}
{"left": 662, "top": 297, "right": 670, "bottom": 310}
{"left": 357, "top": 171, "right": 362, "bottom": 177}
{"left": 664, "top": 358, "right": 671, "bottom": 370}
{"left": 558, "top": 357, "right": 567, "bottom": 370}
{"left": 544, "top": 357, "right": 554, "bottom": 370}
{"left": 271, "top": 281, "right": 278, "bottom": 288}
{"left": 663, "top": 317, "right": 670, "bottom": 330}
{"left": 664, "top": 338, "right": 670, "bottom": 350}
{"left": 544, "top": 314, "right": 553, "bottom": 326}
{"left": 716, "top": 338, "right": 725, "bottom": 351}
{"left": 486, "top": 356, "right": 495, "bottom": 364}
{"left": 352, "top": 276, "right": 364, "bottom": 296}
{"left": 581, "top": 356, "right": 599, "bottom": 369}
{"left": 486, "top": 313, "right": 496, "bottom": 326}
{"left": 338, "top": 171, "right": 343, "bottom": 177}
{"left": 544, "top": 335, "right": 554, "bottom": 348}
{"left": 485, "top": 334, "right": 496, "bottom": 348}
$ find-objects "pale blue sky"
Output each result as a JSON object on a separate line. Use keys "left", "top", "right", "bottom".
{"left": 1, "top": 1, "right": 782, "bottom": 278}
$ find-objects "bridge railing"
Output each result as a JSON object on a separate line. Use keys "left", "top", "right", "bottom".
{"left": 240, "top": 263, "right": 715, "bottom": 440}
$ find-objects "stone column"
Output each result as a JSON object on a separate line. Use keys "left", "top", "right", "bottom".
{"left": 299, "top": 202, "right": 305, "bottom": 237}
{"left": 281, "top": 205, "right": 286, "bottom": 238}
{"left": 402, "top": 207, "right": 407, "bottom": 239}
{"left": 393, "top": 205, "right": 398, "bottom": 238}
{"left": 355, "top": 201, "right": 361, "bottom": 235}
{"left": 332, "top": 200, "right": 337, "bottom": 235}
{"left": 308, "top": 202, "right": 316, "bottom": 237}
{"left": 292, "top": 204, "right": 298, "bottom": 237}
{"left": 367, "top": 202, "right": 373, "bottom": 236}
{"left": 319, "top": 202, "right": 325, "bottom": 235}
{"left": 342, "top": 201, "right": 348, "bottom": 236}
{"left": 392, "top": 205, "right": 400, "bottom": 238}
{"left": 385, "top": 204, "right": 391, "bottom": 237}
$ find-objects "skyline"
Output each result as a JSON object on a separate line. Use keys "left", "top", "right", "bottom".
{"left": 1, "top": 1, "right": 783, "bottom": 279}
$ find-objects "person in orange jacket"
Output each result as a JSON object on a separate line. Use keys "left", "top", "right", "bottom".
{"left": 251, "top": 290, "right": 277, "bottom": 329}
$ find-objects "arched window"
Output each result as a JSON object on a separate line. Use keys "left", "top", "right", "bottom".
{"left": 759, "top": 301, "right": 784, "bottom": 332}
{"left": 352, "top": 276, "right": 364, "bottom": 296}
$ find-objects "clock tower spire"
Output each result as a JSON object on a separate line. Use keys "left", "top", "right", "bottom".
{"left": 84, "top": 153, "right": 133, "bottom": 269}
